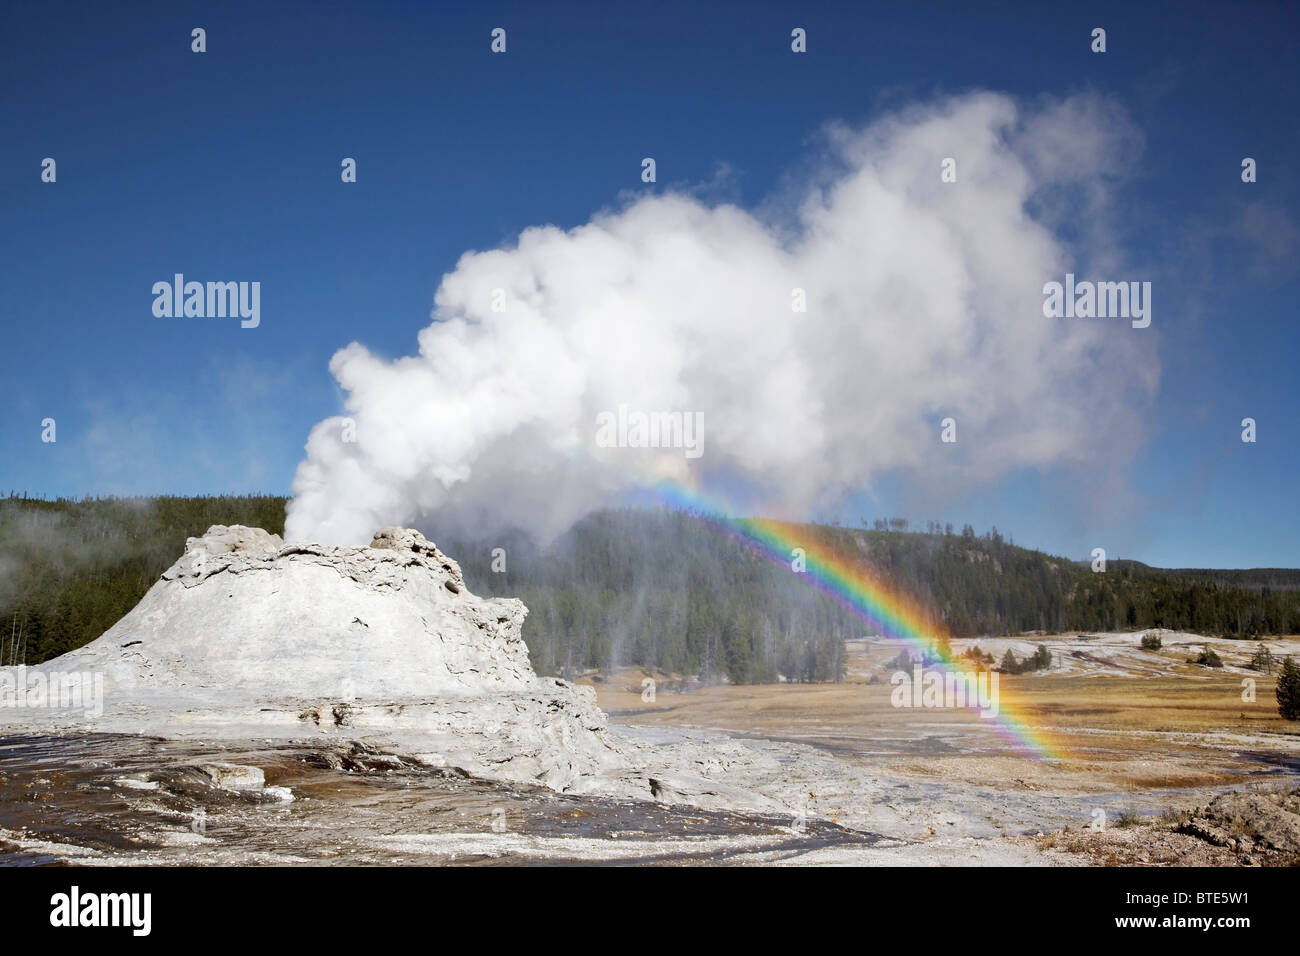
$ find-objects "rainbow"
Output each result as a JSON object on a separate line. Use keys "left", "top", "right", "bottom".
{"left": 642, "top": 478, "right": 1063, "bottom": 760}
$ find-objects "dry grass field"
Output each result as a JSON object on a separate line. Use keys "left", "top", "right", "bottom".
{"left": 587, "top": 633, "right": 1300, "bottom": 797}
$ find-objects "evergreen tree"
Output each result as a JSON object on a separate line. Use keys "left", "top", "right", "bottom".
{"left": 1277, "top": 657, "right": 1300, "bottom": 721}
{"left": 1249, "top": 643, "right": 1275, "bottom": 675}
{"left": 1193, "top": 647, "right": 1223, "bottom": 668}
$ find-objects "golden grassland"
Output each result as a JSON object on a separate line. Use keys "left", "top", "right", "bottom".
{"left": 585, "top": 638, "right": 1300, "bottom": 796}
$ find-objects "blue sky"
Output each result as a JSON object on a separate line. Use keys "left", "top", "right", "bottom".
{"left": 2, "top": 0, "right": 1297, "bottom": 568}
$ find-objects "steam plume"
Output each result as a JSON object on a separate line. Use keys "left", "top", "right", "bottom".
{"left": 286, "top": 92, "right": 1155, "bottom": 544}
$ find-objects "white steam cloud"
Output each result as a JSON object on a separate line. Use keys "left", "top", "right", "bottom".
{"left": 286, "top": 91, "right": 1157, "bottom": 545}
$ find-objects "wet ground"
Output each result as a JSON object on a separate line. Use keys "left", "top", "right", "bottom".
{"left": 6, "top": 730, "right": 1294, "bottom": 866}
{"left": 8, "top": 631, "right": 1300, "bottom": 866}
{"left": 0, "top": 734, "right": 884, "bottom": 866}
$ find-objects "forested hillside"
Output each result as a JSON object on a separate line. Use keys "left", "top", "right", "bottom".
{"left": 3, "top": 494, "right": 1298, "bottom": 681}
{"left": 443, "top": 510, "right": 851, "bottom": 682}
{"left": 0, "top": 494, "right": 286, "bottom": 665}
{"left": 447, "top": 514, "right": 1300, "bottom": 679}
